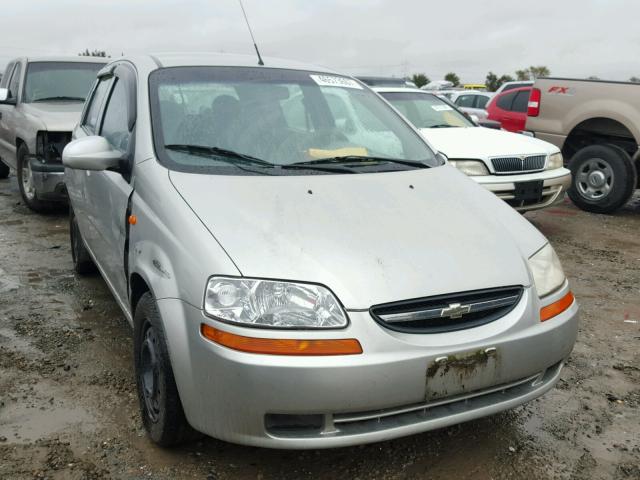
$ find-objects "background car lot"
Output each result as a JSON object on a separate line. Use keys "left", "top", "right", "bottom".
{"left": 0, "top": 176, "right": 638, "bottom": 479}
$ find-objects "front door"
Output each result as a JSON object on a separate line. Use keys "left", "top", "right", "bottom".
{"left": 0, "top": 62, "right": 22, "bottom": 167}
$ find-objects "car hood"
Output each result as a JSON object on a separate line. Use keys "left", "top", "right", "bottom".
{"left": 21, "top": 102, "right": 84, "bottom": 132}
{"left": 169, "top": 166, "right": 546, "bottom": 309}
{"left": 420, "top": 126, "right": 558, "bottom": 160}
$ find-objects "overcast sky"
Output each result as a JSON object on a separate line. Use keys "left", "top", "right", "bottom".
{"left": 1, "top": 0, "right": 639, "bottom": 82}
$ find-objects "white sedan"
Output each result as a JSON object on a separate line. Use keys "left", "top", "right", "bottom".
{"left": 374, "top": 88, "right": 571, "bottom": 212}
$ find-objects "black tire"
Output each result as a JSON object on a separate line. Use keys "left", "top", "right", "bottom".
{"left": 0, "top": 160, "right": 9, "bottom": 179}
{"left": 69, "top": 208, "right": 97, "bottom": 274}
{"left": 16, "top": 144, "right": 51, "bottom": 213}
{"left": 134, "top": 292, "right": 199, "bottom": 447}
{"left": 567, "top": 144, "right": 637, "bottom": 214}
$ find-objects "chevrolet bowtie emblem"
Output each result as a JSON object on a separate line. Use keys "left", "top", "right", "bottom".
{"left": 440, "top": 303, "right": 471, "bottom": 319}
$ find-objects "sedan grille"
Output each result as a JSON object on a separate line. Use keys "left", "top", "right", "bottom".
{"left": 491, "top": 155, "right": 546, "bottom": 174}
{"left": 370, "top": 286, "right": 523, "bottom": 334}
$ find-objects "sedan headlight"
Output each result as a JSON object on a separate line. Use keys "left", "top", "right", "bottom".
{"left": 204, "top": 277, "right": 348, "bottom": 329}
{"left": 527, "top": 243, "right": 566, "bottom": 297}
{"left": 448, "top": 159, "right": 489, "bottom": 176}
{"left": 546, "top": 152, "right": 563, "bottom": 170}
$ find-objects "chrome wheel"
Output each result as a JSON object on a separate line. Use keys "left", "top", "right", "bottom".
{"left": 21, "top": 157, "right": 36, "bottom": 200}
{"left": 575, "top": 157, "right": 614, "bottom": 200}
{"left": 140, "top": 325, "right": 162, "bottom": 423}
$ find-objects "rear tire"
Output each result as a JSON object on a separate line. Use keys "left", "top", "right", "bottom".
{"left": 134, "top": 292, "right": 199, "bottom": 447}
{"left": 70, "top": 208, "right": 97, "bottom": 274}
{"left": 567, "top": 144, "right": 636, "bottom": 214}
{"left": 16, "top": 144, "right": 51, "bottom": 213}
{"left": 0, "top": 160, "right": 9, "bottom": 179}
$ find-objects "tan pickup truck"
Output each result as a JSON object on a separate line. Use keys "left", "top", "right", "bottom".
{"left": 525, "top": 78, "right": 640, "bottom": 213}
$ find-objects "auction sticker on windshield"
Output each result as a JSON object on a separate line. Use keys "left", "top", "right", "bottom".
{"left": 431, "top": 105, "right": 453, "bottom": 111}
{"left": 310, "top": 74, "right": 362, "bottom": 89}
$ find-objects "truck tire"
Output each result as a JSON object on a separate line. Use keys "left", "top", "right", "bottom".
{"left": 70, "top": 208, "right": 97, "bottom": 274}
{"left": 0, "top": 160, "right": 9, "bottom": 179}
{"left": 16, "top": 144, "right": 51, "bottom": 213}
{"left": 134, "top": 292, "right": 200, "bottom": 447}
{"left": 567, "top": 144, "right": 637, "bottom": 214}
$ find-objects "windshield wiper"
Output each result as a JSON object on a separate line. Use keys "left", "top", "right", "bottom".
{"left": 164, "top": 144, "right": 353, "bottom": 174}
{"left": 290, "top": 155, "right": 430, "bottom": 169}
{"left": 165, "top": 144, "right": 275, "bottom": 167}
{"left": 32, "top": 96, "right": 85, "bottom": 102}
{"left": 427, "top": 124, "right": 458, "bottom": 128}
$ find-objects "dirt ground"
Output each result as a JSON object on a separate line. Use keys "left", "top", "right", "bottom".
{"left": 0, "top": 174, "right": 638, "bottom": 480}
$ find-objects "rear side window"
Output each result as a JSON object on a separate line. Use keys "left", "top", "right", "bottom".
{"left": 83, "top": 78, "right": 111, "bottom": 132}
{"left": 7, "top": 63, "right": 22, "bottom": 100}
{"left": 100, "top": 79, "right": 131, "bottom": 152}
{"left": 475, "top": 95, "right": 490, "bottom": 109}
{"left": 1, "top": 62, "right": 15, "bottom": 88}
{"left": 496, "top": 91, "right": 516, "bottom": 110}
{"left": 455, "top": 95, "right": 475, "bottom": 108}
{"left": 512, "top": 90, "right": 530, "bottom": 113}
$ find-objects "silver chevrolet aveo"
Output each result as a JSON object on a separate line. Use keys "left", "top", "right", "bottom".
{"left": 62, "top": 53, "right": 578, "bottom": 449}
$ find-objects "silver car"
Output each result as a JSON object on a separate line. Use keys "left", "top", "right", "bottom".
{"left": 62, "top": 53, "right": 578, "bottom": 449}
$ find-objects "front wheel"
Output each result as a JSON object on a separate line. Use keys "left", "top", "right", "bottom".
{"left": 134, "top": 292, "right": 199, "bottom": 447}
{"left": 70, "top": 209, "right": 96, "bottom": 275}
{"left": 16, "top": 144, "right": 51, "bottom": 213}
{"left": 567, "top": 144, "right": 637, "bottom": 214}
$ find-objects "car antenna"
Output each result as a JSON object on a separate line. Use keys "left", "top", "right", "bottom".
{"left": 238, "top": 0, "right": 264, "bottom": 66}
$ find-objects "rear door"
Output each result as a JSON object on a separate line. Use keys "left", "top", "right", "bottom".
{"left": 488, "top": 90, "right": 516, "bottom": 129}
{"left": 508, "top": 89, "right": 531, "bottom": 131}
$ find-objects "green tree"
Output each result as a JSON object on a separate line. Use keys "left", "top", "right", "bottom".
{"left": 529, "top": 65, "right": 550, "bottom": 79}
{"left": 515, "top": 69, "right": 531, "bottom": 81}
{"left": 444, "top": 72, "right": 460, "bottom": 87}
{"left": 630, "top": 76, "right": 640, "bottom": 83}
{"left": 485, "top": 72, "right": 515, "bottom": 92}
{"left": 79, "top": 49, "right": 109, "bottom": 58}
{"left": 411, "top": 73, "right": 430, "bottom": 88}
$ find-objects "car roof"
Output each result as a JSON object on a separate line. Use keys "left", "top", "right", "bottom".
{"left": 373, "top": 87, "right": 433, "bottom": 94}
{"left": 147, "top": 52, "right": 336, "bottom": 74}
{"left": 21, "top": 55, "right": 108, "bottom": 64}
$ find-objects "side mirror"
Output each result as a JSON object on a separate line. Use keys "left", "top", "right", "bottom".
{"left": 62, "top": 136, "right": 122, "bottom": 171}
{"left": 0, "top": 88, "right": 15, "bottom": 105}
{"left": 469, "top": 114, "right": 480, "bottom": 125}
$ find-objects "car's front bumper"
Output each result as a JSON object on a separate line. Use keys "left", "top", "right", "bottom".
{"left": 158, "top": 283, "right": 578, "bottom": 449}
{"left": 29, "top": 158, "right": 67, "bottom": 201}
{"left": 473, "top": 168, "right": 571, "bottom": 212}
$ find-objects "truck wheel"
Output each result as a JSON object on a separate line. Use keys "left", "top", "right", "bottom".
{"left": 70, "top": 208, "right": 96, "bottom": 274}
{"left": 134, "top": 292, "right": 199, "bottom": 447}
{"left": 0, "top": 160, "right": 9, "bottom": 179}
{"left": 16, "top": 144, "right": 51, "bottom": 213}
{"left": 567, "top": 144, "right": 637, "bottom": 214}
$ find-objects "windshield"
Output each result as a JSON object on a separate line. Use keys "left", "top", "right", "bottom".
{"left": 379, "top": 91, "right": 474, "bottom": 129}
{"left": 149, "top": 67, "right": 440, "bottom": 175}
{"left": 23, "top": 62, "right": 104, "bottom": 103}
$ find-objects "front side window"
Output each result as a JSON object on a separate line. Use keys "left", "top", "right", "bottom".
{"left": 475, "top": 95, "right": 490, "bottom": 109}
{"left": 23, "top": 62, "right": 104, "bottom": 103}
{"left": 380, "top": 91, "right": 473, "bottom": 129}
{"left": 149, "top": 67, "right": 440, "bottom": 175}
{"left": 7, "top": 63, "right": 22, "bottom": 100}
{"left": 100, "top": 79, "right": 130, "bottom": 152}
{"left": 83, "top": 77, "right": 112, "bottom": 132}
{"left": 1, "top": 62, "right": 15, "bottom": 88}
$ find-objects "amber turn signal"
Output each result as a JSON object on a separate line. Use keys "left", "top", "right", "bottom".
{"left": 540, "top": 291, "right": 575, "bottom": 322}
{"left": 200, "top": 324, "right": 363, "bottom": 356}
{"left": 128, "top": 215, "right": 137, "bottom": 225}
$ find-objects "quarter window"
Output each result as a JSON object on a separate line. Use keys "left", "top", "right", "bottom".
{"left": 512, "top": 90, "right": 530, "bottom": 113}
{"left": 475, "top": 95, "right": 490, "bottom": 109}
{"left": 496, "top": 91, "right": 516, "bottom": 110}
{"left": 100, "top": 79, "right": 130, "bottom": 152}
{"left": 84, "top": 78, "right": 111, "bottom": 132}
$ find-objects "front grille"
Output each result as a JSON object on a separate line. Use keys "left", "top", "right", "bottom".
{"left": 370, "top": 286, "right": 523, "bottom": 334}
{"left": 491, "top": 155, "right": 546, "bottom": 174}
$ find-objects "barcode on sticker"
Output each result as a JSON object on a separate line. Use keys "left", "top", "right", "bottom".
{"left": 310, "top": 75, "right": 362, "bottom": 89}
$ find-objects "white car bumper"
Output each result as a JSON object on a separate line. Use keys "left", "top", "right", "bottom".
{"left": 473, "top": 168, "right": 571, "bottom": 212}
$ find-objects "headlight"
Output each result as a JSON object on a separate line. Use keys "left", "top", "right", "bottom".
{"left": 448, "top": 159, "right": 489, "bottom": 176}
{"left": 204, "top": 277, "right": 348, "bottom": 329}
{"left": 546, "top": 152, "right": 563, "bottom": 170}
{"left": 527, "top": 243, "right": 566, "bottom": 297}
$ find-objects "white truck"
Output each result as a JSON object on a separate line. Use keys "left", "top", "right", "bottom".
{"left": 0, "top": 56, "right": 105, "bottom": 211}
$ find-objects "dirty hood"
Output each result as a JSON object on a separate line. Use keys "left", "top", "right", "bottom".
{"left": 21, "top": 102, "right": 84, "bottom": 132}
{"left": 170, "top": 166, "right": 546, "bottom": 309}
{"left": 421, "top": 126, "right": 558, "bottom": 160}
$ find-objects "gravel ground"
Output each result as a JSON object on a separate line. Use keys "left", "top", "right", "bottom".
{"left": 0, "top": 174, "right": 639, "bottom": 480}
